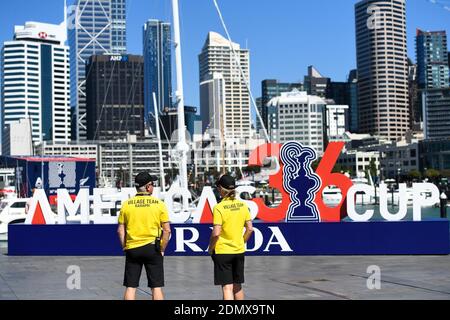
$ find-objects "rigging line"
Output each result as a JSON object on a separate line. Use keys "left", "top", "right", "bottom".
{"left": 425, "top": 0, "right": 450, "bottom": 11}
{"left": 101, "top": 65, "right": 139, "bottom": 185}
{"left": 150, "top": 112, "right": 172, "bottom": 148}
{"left": 84, "top": 0, "right": 135, "bottom": 141}
{"left": 151, "top": 113, "right": 174, "bottom": 180}
{"left": 211, "top": 0, "right": 271, "bottom": 143}
{"left": 92, "top": 60, "right": 118, "bottom": 141}
{"left": 72, "top": 0, "right": 131, "bottom": 141}
{"left": 79, "top": 59, "right": 118, "bottom": 183}
{"left": 96, "top": 0, "right": 136, "bottom": 140}
{"left": 116, "top": 63, "right": 142, "bottom": 135}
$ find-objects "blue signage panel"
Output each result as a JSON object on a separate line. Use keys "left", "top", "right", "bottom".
{"left": 8, "top": 221, "right": 450, "bottom": 256}
{"left": 25, "top": 160, "right": 96, "bottom": 198}
{"left": 0, "top": 156, "right": 96, "bottom": 198}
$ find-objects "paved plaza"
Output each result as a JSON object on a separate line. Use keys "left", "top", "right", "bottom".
{"left": 1, "top": 247, "right": 450, "bottom": 300}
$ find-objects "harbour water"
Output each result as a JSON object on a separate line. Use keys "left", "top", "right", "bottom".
{"left": 345, "top": 204, "right": 443, "bottom": 221}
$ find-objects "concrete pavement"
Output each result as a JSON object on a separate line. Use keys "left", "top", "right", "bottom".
{"left": 1, "top": 248, "right": 450, "bottom": 300}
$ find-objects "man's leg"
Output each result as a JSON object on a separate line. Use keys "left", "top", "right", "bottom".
{"left": 124, "top": 287, "right": 137, "bottom": 300}
{"left": 233, "top": 283, "right": 244, "bottom": 300}
{"left": 222, "top": 284, "right": 234, "bottom": 300}
{"left": 151, "top": 287, "right": 164, "bottom": 300}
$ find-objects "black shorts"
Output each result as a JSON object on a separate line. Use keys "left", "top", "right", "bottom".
{"left": 124, "top": 243, "right": 164, "bottom": 288}
{"left": 212, "top": 253, "right": 245, "bottom": 286}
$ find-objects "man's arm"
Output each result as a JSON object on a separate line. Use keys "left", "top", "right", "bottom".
{"left": 208, "top": 225, "right": 222, "bottom": 255}
{"left": 243, "top": 220, "right": 254, "bottom": 243}
{"left": 117, "top": 224, "right": 126, "bottom": 249}
{"left": 160, "top": 222, "right": 171, "bottom": 255}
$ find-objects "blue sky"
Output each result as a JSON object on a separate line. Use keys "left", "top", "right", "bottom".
{"left": 1, "top": 0, "right": 449, "bottom": 108}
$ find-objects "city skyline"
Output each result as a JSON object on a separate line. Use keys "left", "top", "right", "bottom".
{"left": 0, "top": 0, "right": 448, "bottom": 109}
{"left": 68, "top": 0, "right": 127, "bottom": 141}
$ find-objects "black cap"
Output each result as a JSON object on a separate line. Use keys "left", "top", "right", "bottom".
{"left": 216, "top": 174, "right": 236, "bottom": 190}
{"left": 134, "top": 172, "right": 158, "bottom": 188}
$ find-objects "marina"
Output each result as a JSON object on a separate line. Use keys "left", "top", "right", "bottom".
{"left": 0, "top": 0, "right": 449, "bottom": 303}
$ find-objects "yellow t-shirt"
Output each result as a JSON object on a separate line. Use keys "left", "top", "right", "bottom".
{"left": 118, "top": 193, "right": 170, "bottom": 250}
{"left": 213, "top": 197, "right": 252, "bottom": 254}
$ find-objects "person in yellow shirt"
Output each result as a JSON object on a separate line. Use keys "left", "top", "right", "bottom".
{"left": 208, "top": 174, "right": 254, "bottom": 300}
{"left": 117, "top": 172, "right": 171, "bottom": 300}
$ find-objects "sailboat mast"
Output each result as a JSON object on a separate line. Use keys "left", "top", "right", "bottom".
{"left": 172, "top": 0, "right": 189, "bottom": 192}
{"left": 153, "top": 92, "right": 166, "bottom": 191}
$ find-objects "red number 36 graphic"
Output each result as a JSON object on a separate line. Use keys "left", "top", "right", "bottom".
{"left": 248, "top": 142, "right": 353, "bottom": 223}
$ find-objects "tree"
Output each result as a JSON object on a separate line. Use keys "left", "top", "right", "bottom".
{"left": 425, "top": 169, "right": 441, "bottom": 182}
{"left": 440, "top": 170, "right": 450, "bottom": 178}
{"left": 368, "top": 158, "right": 378, "bottom": 180}
{"left": 340, "top": 165, "right": 355, "bottom": 177}
{"left": 408, "top": 170, "right": 422, "bottom": 181}
{"left": 243, "top": 165, "right": 261, "bottom": 174}
{"left": 332, "top": 163, "right": 344, "bottom": 173}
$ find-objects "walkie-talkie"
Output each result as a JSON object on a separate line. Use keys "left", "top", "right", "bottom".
{"left": 155, "top": 227, "right": 162, "bottom": 253}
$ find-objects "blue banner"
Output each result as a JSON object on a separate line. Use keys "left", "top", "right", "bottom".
{"left": 8, "top": 221, "right": 450, "bottom": 256}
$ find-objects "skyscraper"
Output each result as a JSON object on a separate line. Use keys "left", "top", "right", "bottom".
{"left": 304, "top": 66, "right": 330, "bottom": 98}
{"left": 69, "top": 0, "right": 127, "bottom": 141}
{"left": 416, "top": 30, "right": 449, "bottom": 89}
{"left": 199, "top": 32, "right": 251, "bottom": 139}
{"left": 200, "top": 72, "right": 225, "bottom": 137}
{"left": 1, "top": 21, "right": 71, "bottom": 155}
{"left": 143, "top": 20, "right": 172, "bottom": 136}
{"left": 348, "top": 69, "right": 359, "bottom": 133}
{"left": 408, "top": 59, "right": 420, "bottom": 128}
{"left": 422, "top": 88, "right": 450, "bottom": 139}
{"left": 416, "top": 30, "right": 450, "bottom": 139}
{"left": 85, "top": 55, "right": 144, "bottom": 141}
{"left": 355, "top": 0, "right": 409, "bottom": 141}
{"left": 268, "top": 90, "right": 325, "bottom": 153}
{"left": 111, "top": 0, "right": 127, "bottom": 54}
{"left": 260, "top": 79, "right": 302, "bottom": 141}
{"left": 160, "top": 106, "right": 200, "bottom": 140}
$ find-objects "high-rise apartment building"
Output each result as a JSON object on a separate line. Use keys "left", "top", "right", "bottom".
{"left": 1, "top": 21, "right": 71, "bottom": 155}
{"left": 69, "top": 0, "right": 127, "bottom": 141}
{"left": 416, "top": 30, "right": 450, "bottom": 138}
{"left": 85, "top": 55, "right": 144, "bottom": 141}
{"left": 355, "top": 0, "right": 409, "bottom": 141}
{"left": 416, "top": 29, "right": 449, "bottom": 89}
{"left": 199, "top": 32, "right": 251, "bottom": 139}
{"left": 143, "top": 20, "right": 172, "bottom": 135}
{"left": 423, "top": 88, "right": 450, "bottom": 140}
